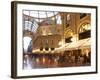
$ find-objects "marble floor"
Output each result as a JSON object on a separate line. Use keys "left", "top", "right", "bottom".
{"left": 23, "top": 54, "right": 91, "bottom": 69}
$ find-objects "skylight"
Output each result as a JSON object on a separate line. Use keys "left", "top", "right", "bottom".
{"left": 23, "top": 10, "right": 58, "bottom": 19}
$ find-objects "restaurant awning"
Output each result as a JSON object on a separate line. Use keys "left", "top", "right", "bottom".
{"left": 66, "top": 38, "right": 91, "bottom": 50}
{"left": 54, "top": 38, "right": 91, "bottom": 52}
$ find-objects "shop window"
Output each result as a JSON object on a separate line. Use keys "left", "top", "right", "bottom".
{"left": 51, "top": 48, "right": 55, "bottom": 51}
{"left": 40, "top": 47, "right": 43, "bottom": 51}
{"left": 45, "top": 47, "right": 49, "bottom": 51}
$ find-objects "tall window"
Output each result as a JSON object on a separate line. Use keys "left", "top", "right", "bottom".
{"left": 56, "top": 14, "right": 62, "bottom": 24}
{"left": 66, "top": 14, "right": 71, "bottom": 28}
{"left": 65, "top": 30, "right": 73, "bottom": 43}
{"left": 66, "top": 14, "right": 70, "bottom": 21}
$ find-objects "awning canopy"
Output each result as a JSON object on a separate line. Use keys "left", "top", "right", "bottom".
{"left": 54, "top": 38, "right": 91, "bottom": 52}
{"left": 66, "top": 38, "right": 91, "bottom": 50}
{"left": 32, "top": 38, "right": 91, "bottom": 53}
{"left": 79, "top": 38, "right": 91, "bottom": 49}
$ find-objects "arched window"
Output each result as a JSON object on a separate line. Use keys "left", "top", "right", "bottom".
{"left": 79, "top": 23, "right": 90, "bottom": 33}
{"left": 79, "top": 23, "right": 91, "bottom": 40}
{"left": 65, "top": 30, "right": 73, "bottom": 38}
{"left": 65, "top": 30, "right": 74, "bottom": 43}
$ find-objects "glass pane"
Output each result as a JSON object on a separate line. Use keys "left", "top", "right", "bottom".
{"left": 47, "top": 12, "right": 54, "bottom": 17}
{"left": 39, "top": 11, "right": 46, "bottom": 18}
{"left": 32, "top": 21, "right": 38, "bottom": 33}
{"left": 30, "top": 11, "right": 38, "bottom": 18}
{"left": 23, "top": 10, "right": 30, "bottom": 16}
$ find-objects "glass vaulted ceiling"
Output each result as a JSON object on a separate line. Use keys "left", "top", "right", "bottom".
{"left": 23, "top": 10, "right": 58, "bottom": 19}
{"left": 23, "top": 10, "right": 62, "bottom": 33}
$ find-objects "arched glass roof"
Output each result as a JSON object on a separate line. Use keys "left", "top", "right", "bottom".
{"left": 23, "top": 10, "right": 58, "bottom": 19}
{"left": 23, "top": 10, "right": 62, "bottom": 34}
{"left": 24, "top": 21, "right": 38, "bottom": 33}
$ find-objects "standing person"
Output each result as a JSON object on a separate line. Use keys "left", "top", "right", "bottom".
{"left": 83, "top": 53, "right": 87, "bottom": 64}
{"left": 87, "top": 51, "right": 91, "bottom": 63}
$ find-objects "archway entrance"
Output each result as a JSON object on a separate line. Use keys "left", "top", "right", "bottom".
{"left": 23, "top": 36, "right": 32, "bottom": 53}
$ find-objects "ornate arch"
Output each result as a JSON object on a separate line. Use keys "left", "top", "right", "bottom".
{"left": 64, "top": 29, "right": 74, "bottom": 38}
{"left": 77, "top": 20, "right": 90, "bottom": 34}
{"left": 23, "top": 36, "right": 32, "bottom": 53}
